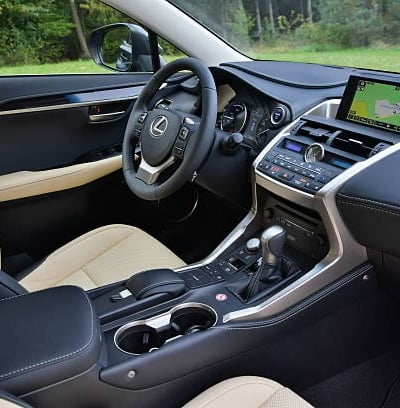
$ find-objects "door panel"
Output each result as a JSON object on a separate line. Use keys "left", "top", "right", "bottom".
{"left": 0, "top": 73, "right": 151, "bottom": 276}
{"left": 0, "top": 74, "right": 150, "bottom": 105}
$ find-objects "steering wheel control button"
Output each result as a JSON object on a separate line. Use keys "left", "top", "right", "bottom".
{"left": 138, "top": 112, "right": 148, "bottom": 124}
{"left": 173, "top": 147, "right": 184, "bottom": 159}
{"left": 179, "top": 127, "right": 190, "bottom": 140}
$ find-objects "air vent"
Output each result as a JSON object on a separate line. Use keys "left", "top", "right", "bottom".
{"left": 291, "top": 120, "right": 338, "bottom": 144}
{"left": 292, "top": 119, "right": 393, "bottom": 158}
{"left": 330, "top": 131, "right": 393, "bottom": 158}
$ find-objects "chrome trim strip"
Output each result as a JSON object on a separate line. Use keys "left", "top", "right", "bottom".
{"left": 223, "top": 98, "right": 400, "bottom": 322}
{"left": 175, "top": 207, "right": 257, "bottom": 272}
{"left": 0, "top": 95, "right": 139, "bottom": 116}
{"left": 136, "top": 156, "right": 175, "bottom": 185}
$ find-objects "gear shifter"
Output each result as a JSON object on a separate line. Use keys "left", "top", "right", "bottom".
{"left": 260, "top": 225, "right": 286, "bottom": 270}
{"left": 244, "top": 225, "right": 287, "bottom": 301}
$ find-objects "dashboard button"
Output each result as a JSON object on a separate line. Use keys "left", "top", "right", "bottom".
{"left": 266, "top": 165, "right": 281, "bottom": 176}
{"left": 306, "top": 171, "right": 317, "bottom": 180}
{"left": 291, "top": 176, "right": 308, "bottom": 187}
{"left": 278, "top": 170, "right": 294, "bottom": 181}
{"left": 305, "top": 181, "right": 323, "bottom": 191}
{"left": 317, "top": 174, "right": 331, "bottom": 183}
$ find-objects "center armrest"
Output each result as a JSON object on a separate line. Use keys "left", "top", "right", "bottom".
{"left": 0, "top": 286, "right": 101, "bottom": 395}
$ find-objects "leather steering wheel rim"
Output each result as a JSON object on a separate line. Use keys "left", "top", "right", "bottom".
{"left": 122, "top": 57, "right": 217, "bottom": 201}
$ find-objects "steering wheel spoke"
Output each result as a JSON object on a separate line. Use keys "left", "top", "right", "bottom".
{"left": 136, "top": 156, "right": 175, "bottom": 185}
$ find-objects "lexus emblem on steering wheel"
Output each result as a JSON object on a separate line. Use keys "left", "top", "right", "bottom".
{"left": 150, "top": 116, "right": 168, "bottom": 138}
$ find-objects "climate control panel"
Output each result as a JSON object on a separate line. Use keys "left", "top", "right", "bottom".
{"left": 257, "top": 137, "right": 354, "bottom": 194}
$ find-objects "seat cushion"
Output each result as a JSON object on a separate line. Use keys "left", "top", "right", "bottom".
{"left": 20, "top": 224, "right": 186, "bottom": 292}
{"left": 184, "top": 376, "right": 313, "bottom": 408}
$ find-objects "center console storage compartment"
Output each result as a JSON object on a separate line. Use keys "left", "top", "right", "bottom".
{"left": 0, "top": 286, "right": 102, "bottom": 396}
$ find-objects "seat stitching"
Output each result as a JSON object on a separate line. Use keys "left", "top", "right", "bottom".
{"left": 190, "top": 381, "right": 280, "bottom": 408}
{"left": 0, "top": 293, "right": 26, "bottom": 303}
{"left": 56, "top": 268, "right": 97, "bottom": 288}
{"left": 0, "top": 292, "right": 95, "bottom": 380}
{"left": 38, "top": 232, "right": 135, "bottom": 286}
{"left": 48, "top": 225, "right": 134, "bottom": 259}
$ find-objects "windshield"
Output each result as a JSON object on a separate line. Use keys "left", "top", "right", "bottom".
{"left": 169, "top": 0, "right": 400, "bottom": 73}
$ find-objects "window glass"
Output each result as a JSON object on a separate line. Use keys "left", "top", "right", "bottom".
{"left": 0, "top": 0, "right": 183, "bottom": 75}
{"left": 169, "top": 0, "right": 400, "bottom": 73}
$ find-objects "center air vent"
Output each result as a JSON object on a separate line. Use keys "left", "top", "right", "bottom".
{"left": 291, "top": 118, "right": 393, "bottom": 159}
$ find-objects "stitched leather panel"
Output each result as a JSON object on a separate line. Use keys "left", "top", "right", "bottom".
{"left": 0, "top": 286, "right": 101, "bottom": 395}
{"left": 337, "top": 149, "right": 400, "bottom": 257}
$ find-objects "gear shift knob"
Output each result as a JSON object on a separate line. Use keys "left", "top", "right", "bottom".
{"left": 261, "top": 225, "right": 287, "bottom": 265}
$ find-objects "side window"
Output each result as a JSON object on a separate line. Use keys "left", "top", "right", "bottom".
{"left": 0, "top": 0, "right": 184, "bottom": 76}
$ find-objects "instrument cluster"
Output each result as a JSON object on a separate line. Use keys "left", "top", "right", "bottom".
{"left": 217, "top": 93, "right": 291, "bottom": 150}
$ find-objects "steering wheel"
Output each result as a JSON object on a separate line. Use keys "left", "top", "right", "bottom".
{"left": 122, "top": 58, "right": 217, "bottom": 201}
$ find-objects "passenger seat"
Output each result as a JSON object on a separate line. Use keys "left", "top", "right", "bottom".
{"left": 184, "top": 376, "right": 313, "bottom": 407}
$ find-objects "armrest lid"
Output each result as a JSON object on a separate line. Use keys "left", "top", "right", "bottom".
{"left": 0, "top": 286, "right": 101, "bottom": 395}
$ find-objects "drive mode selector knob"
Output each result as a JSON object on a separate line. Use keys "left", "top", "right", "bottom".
{"left": 246, "top": 238, "right": 261, "bottom": 253}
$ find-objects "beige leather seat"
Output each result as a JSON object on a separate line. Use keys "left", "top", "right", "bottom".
{"left": 19, "top": 224, "right": 186, "bottom": 292}
{"left": 0, "top": 377, "right": 312, "bottom": 407}
{"left": 184, "top": 376, "right": 313, "bottom": 408}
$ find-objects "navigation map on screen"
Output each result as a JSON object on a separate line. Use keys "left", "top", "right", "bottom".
{"left": 346, "top": 79, "right": 400, "bottom": 132}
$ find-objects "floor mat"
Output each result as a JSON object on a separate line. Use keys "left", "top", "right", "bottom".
{"left": 301, "top": 348, "right": 400, "bottom": 408}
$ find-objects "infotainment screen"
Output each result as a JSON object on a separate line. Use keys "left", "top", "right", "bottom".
{"left": 336, "top": 75, "right": 400, "bottom": 134}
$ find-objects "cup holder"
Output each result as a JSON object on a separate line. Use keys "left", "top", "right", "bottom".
{"left": 114, "top": 303, "right": 217, "bottom": 355}
{"left": 115, "top": 324, "right": 162, "bottom": 354}
{"left": 170, "top": 305, "right": 216, "bottom": 335}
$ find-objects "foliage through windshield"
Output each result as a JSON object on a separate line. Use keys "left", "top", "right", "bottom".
{"left": 169, "top": 0, "right": 400, "bottom": 72}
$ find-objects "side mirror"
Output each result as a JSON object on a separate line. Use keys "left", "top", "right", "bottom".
{"left": 89, "top": 23, "right": 164, "bottom": 72}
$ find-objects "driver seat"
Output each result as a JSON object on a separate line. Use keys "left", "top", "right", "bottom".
{"left": 19, "top": 224, "right": 186, "bottom": 292}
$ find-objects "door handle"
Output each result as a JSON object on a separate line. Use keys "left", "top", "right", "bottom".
{"left": 89, "top": 110, "right": 126, "bottom": 122}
